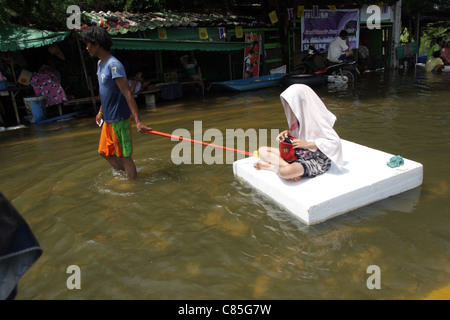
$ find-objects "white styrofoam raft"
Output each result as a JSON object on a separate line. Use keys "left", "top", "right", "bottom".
{"left": 232, "top": 139, "right": 423, "bottom": 225}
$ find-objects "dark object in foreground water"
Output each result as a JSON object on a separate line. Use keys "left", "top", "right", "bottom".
{"left": 0, "top": 193, "right": 42, "bottom": 300}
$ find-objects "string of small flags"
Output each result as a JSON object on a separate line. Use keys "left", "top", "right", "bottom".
{"left": 269, "top": 3, "right": 388, "bottom": 24}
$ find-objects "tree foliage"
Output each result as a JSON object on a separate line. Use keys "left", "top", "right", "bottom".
{"left": 0, "top": 0, "right": 80, "bottom": 30}
{"left": 422, "top": 21, "right": 450, "bottom": 41}
{"left": 1, "top": 0, "right": 449, "bottom": 31}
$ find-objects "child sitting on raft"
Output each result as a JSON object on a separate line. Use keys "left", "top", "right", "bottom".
{"left": 254, "top": 84, "right": 344, "bottom": 181}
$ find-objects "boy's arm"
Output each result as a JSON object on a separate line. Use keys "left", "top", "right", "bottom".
{"left": 115, "top": 77, "right": 152, "bottom": 132}
{"left": 96, "top": 105, "right": 103, "bottom": 126}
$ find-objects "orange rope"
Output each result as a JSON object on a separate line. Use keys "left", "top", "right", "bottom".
{"left": 144, "top": 129, "right": 253, "bottom": 156}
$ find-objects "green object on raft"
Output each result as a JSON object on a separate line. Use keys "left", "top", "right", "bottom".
{"left": 387, "top": 155, "right": 404, "bottom": 168}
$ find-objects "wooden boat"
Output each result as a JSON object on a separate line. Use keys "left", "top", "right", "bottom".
{"left": 36, "top": 112, "right": 80, "bottom": 124}
{"left": 212, "top": 73, "right": 285, "bottom": 92}
{"left": 280, "top": 74, "right": 327, "bottom": 88}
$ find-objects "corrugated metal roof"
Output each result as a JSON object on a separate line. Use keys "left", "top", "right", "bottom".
{"left": 81, "top": 10, "right": 270, "bottom": 35}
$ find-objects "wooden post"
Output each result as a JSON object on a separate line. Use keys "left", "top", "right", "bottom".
{"left": 74, "top": 31, "right": 97, "bottom": 113}
{"left": 155, "top": 50, "right": 164, "bottom": 82}
{"left": 391, "top": 0, "right": 402, "bottom": 69}
{"left": 415, "top": 12, "right": 420, "bottom": 64}
{"left": 8, "top": 54, "right": 17, "bottom": 84}
{"left": 228, "top": 53, "right": 232, "bottom": 80}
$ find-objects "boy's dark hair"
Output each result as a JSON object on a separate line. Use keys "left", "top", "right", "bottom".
{"left": 339, "top": 30, "right": 348, "bottom": 38}
{"left": 81, "top": 26, "right": 113, "bottom": 51}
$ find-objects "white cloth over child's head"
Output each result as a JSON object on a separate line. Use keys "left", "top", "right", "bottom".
{"left": 280, "top": 84, "right": 344, "bottom": 170}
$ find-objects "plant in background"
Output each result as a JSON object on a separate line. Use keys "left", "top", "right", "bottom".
{"left": 400, "top": 27, "right": 410, "bottom": 44}
{"left": 419, "top": 21, "right": 450, "bottom": 55}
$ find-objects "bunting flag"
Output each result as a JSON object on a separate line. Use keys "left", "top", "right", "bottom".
{"left": 269, "top": 10, "right": 278, "bottom": 24}
{"left": 218, "top": 27, "right": 227, "bottom": 39}
{"left": 198, "top": 27, "right": 208, "bottom": 39}
{"left": 235, "top": 26, "right": 243, "bottom": 39}
{"left": 287, "top": 8, "right": 294, "bottom": 21}
{"left": 157, "top": 28, "right": 167, "bottom": 39}
{"left": 312, "top": 5, "right": 319, "bottom": 18}
{"left": 297, "top": 5, "right": 305, "bottom": 18}
{"left": 328, "top": 5, "right": 337, "bottom": 12}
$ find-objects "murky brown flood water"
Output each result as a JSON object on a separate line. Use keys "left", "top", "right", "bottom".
{"left": 1, "top": 69, "right": 449, "bottom": 299}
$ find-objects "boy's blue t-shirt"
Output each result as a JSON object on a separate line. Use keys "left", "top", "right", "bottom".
{"left": 97, "top": 56, "right": 131, "bottom": 123}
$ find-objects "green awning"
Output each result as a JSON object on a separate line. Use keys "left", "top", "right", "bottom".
{"left": 112, "top": 38, "right": 251, "bottom": 52}
{"left": 0, "top": 24, "right": 70, "bottom": 52}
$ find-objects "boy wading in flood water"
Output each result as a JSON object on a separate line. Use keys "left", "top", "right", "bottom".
{"left": 81, "top": 26, "right": 152, "bottom": 179}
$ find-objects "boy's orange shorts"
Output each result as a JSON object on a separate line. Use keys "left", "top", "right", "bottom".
{"left": 98, "top": 118, "right": 133, "bottom": 157}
